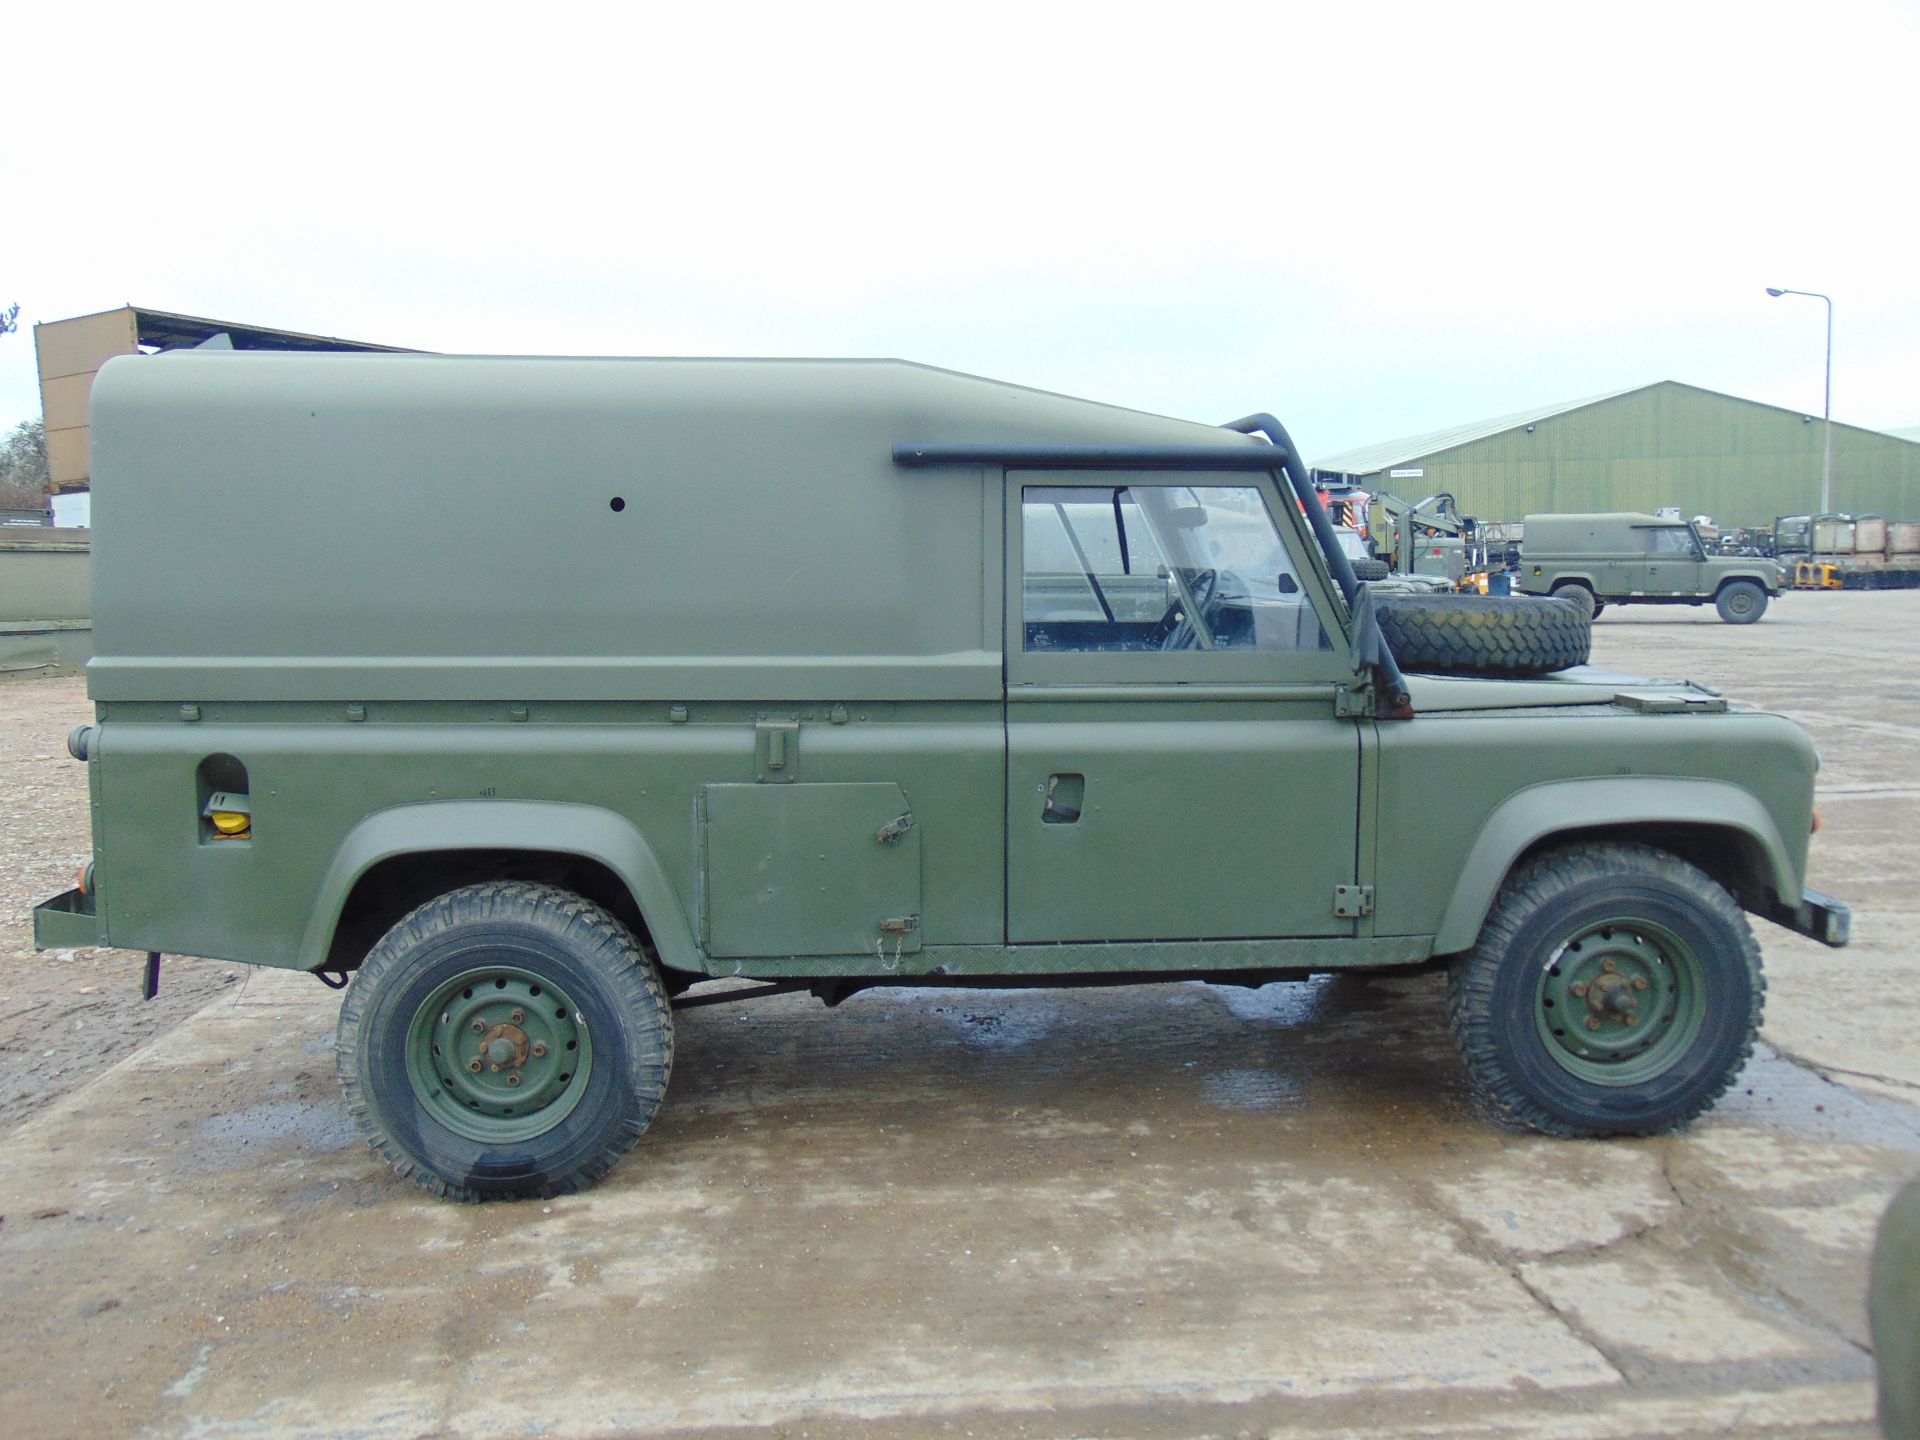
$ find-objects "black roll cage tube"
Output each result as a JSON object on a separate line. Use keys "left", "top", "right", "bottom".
{"left": 894, "top": 422, "right": 1414, "bottom": 716}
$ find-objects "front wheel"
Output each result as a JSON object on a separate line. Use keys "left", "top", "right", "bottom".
{"left": 1447, "top": 843, "right": 1763, "bottom": 1136}
{"left": 338, "top": 882, "right": 673, "bottom": 1200}
{"left": 1716, "top": 580, "right": 1769, "bottom": 624}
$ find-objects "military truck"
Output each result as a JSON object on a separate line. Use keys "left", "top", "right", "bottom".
{"left": 35, "top": 355, "right": 1847, "bottom": 1200}
{"left": 1516, "top": 512, "right": 1784, "bottom": 623}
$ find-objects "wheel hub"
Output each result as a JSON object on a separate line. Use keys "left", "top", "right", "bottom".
{"left": 405, "top": 964, "right": 592, "bottom": 1143}
{"left": 481, "top": 1024, "right": 530, "bottom": 1070}
{"left": 1535, "top": 920, "right": 1705, "bottom": 1085}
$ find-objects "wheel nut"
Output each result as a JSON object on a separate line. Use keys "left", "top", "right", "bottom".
{"left": 1586, "top": 1017, "right": 1602, "bottom": 1031}
{"left": 1571, "top": 982, "right": 1589, "bottom": 998}
{"left": 1623, "top": 1013, "right": 1639, "bottom": 1027}
{"left": 1631, "top": 976, "right": 1648, "bottom": 990}
{"left": 467, "top": 1058, "right": 482, "bottom": 1072}
{"left": 510, "top": 1009, "right": 525, "bottom": 1024}
{"left": 506, "top": 1073, "right": 522, "bottom": 1087}
{"left": 470, "top": 1020, "right": 486, "bottom": 1034}
{"left": 531, "top": 1043, "right": 548, "bottom": 1058}
{"left": 1601, "top": 958, "right": 1618, "bottom": 973}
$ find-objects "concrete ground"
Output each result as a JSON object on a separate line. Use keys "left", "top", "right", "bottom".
{"left": 1, "top": 591, "right": 1915, "bottom": 1439}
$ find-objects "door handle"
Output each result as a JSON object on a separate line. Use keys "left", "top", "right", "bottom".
{"left": 1042, "top": 773, "right": 1084, "bottom": 824}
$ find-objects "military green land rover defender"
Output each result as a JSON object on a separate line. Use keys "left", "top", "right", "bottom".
{"left": 34, "top": 355, "right": 1848, "bottom": 1200}
{"left": 1516, "top": 512, "right": 1785, "bottom": 623}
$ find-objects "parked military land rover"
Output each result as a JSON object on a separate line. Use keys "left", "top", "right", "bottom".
{"left": 1517, "top": 511, "right": 1785, "bottom": 623}
{"left": 34, "top": 354, "right": 1847, "bottom": 1200}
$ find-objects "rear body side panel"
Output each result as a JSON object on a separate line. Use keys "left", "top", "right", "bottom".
{"left": 90, "top": 702, "right": 1006, "bottom": 972}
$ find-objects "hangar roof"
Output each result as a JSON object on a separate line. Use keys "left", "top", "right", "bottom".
{"left": 1312, "top": 385, "right": 1645, "bottom": 476}
{"left": 1314, "top": 380, "right": 1920, "bottom": 479}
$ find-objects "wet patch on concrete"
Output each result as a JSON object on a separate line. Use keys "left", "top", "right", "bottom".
{"left": 1715, "top": 1044, "right": 1920, "bottom": 1153}
{"left": 194, "top": 1098, "right": 357, "bottom": 1166}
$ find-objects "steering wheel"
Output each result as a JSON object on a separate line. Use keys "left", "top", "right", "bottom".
{"left": 1158, "top": 567, "right": 1219, "bottom": 651}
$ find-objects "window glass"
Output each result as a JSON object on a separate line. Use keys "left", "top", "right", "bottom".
{"left": 1021, "top": 484, "right": 1327, "bottom": 653}
{"left": 1647, "top": 527, "right": 1696, "bottom": 556}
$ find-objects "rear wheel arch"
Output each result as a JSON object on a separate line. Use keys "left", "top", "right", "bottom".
{"left": 301, "top": 802, "right": 703, "bottom": 979}
{"left": 326, "top": 849, "right": 650, "bottom": 972}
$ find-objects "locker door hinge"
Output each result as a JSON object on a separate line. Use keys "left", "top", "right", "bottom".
{"left": 755, "top": 718, "right": 800, "bottom": 781}
{"left": 1333, "top": 884, "right": 1374, "bottom": 918}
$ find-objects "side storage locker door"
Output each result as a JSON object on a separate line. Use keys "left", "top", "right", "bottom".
{"left": 703, "top": 782, "right": 922, "bottom": 957}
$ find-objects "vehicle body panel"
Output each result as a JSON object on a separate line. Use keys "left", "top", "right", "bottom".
{"left": 42, "top": 357, "right": 1834, "bottom": 983}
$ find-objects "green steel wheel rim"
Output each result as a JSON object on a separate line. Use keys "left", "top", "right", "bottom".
{"left": 1725, "top": 588, "right": 1757, "bottom": 617}
{"left": 1534, "top": 918, "right": 1706, "bottom": 1086}
{"left": 404, "top": 963, "right": 594, "bottom": 1144}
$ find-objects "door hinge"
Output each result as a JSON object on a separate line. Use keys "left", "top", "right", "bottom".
{"left": 1334, "top": 684, "right": 1374, "bottom": 719}
{"left": 1333, "top": 884, "right": 1374, "bottom": 918}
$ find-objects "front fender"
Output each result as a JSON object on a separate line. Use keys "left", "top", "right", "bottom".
{"left": 1716, "top": 568, "right": 1785, "bottom": 596}
{"left": 297, "top": 800, "right": 700, "bottom": 972}
{"left": 1432, "top": 776, "right": 1799, "bottom": 955}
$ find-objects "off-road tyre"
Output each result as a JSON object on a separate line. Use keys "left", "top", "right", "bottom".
{"left": 1349, "top": 556, "right": 1390, "bottom": 582}
{"left": 1447, "top": 843, "right": 1763, "bottom": 1137}
{"left": 1716, "top": 580, "right": 1768, "bottom": 625}
{"left": 338, "top": 881, "right": 673, "bottom": 1201}
{"left": 1375, "top": 592, "right": 1590, "bottom": 676}
{"left": 1550, "top": 582, "right": 1597, "bottom": 620}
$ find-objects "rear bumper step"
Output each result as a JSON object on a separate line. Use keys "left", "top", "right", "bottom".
{"left": 33, "top": 888, "right": 100, "bottom": 949}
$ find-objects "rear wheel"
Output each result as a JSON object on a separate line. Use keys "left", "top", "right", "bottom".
{"left": 338, "top": 881, "right": 673, "bottom": 1200}
{"left": 1447, "top": 843, "right": 1762, "bottom": 1136}
{"left": 1716, "top": 580, "right": 1768, "bottom": 624}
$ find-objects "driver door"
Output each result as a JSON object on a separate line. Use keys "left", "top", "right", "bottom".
{"left": 1005, "top": 470, "right": 1363, "bottom": 944}
{"left": 1642, "top": 525, "right": 1704, "bottom": 595}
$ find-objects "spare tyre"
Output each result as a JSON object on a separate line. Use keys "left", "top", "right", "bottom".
{"left": 1349, "top": 556, "right": 1390, "bottom": 582}
{"left": 1375, "top": 593, "right": 1590, "bottom": 677}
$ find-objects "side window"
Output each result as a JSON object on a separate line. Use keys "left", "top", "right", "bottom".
{"left": 1021, "top": 484, "right": 1327, "bottom": 654}
{"left": 1647, "top": 528, "right": 1695, "bottom": 556}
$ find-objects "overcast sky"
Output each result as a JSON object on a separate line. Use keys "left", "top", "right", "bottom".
{"left": 3, "top": 1, "right": 1915, "bottom": 458}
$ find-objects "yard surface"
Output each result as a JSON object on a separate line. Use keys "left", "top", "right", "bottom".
{"left": 0, "top": 591, "right": 1914, "bottom": 1439}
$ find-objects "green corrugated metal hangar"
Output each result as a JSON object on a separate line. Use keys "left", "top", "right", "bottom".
{"left": 1312, "top": 381, "right": 1920, "bottom": 528}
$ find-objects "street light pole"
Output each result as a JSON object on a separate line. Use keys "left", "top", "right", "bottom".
{"left": 1765, "top": 287, "right": 1835, "bottom": 514}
